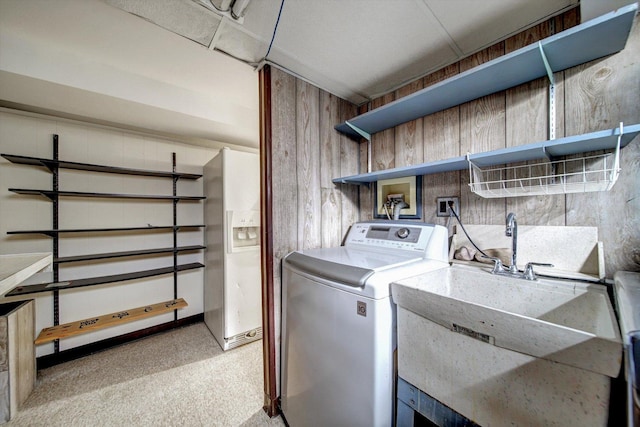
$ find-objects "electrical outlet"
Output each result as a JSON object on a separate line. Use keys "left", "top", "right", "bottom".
{"left": 436, "top": 197, "right": 459, "bottom": 217}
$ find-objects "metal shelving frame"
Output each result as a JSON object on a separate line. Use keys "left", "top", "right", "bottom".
{"left": 2, "top": 135, "right": 206, "bottom": 352}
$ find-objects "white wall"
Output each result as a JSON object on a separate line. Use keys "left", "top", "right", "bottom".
{"left": 0, "top": 109, "right": 219, "bottom": 357}
{"left": 0, "top": 0, "right": 259, "bottom": 149}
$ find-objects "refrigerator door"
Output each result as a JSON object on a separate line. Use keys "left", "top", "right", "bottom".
{"left": 204, "top": 148, "right": 261, "bottom": 350}
{"left": 225, "top": 248, "right": 262, "bottom": 338}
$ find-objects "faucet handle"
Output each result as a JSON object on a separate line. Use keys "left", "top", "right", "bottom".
{"left": 483, "top": 256, "right": 506, "bottom": 274}
{"left": 523, "top": 262, "right": 554, "bottom": 280}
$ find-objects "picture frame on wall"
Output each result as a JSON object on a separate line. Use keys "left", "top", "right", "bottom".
{"left": 374, "top": 176, "right": 422, "bottom": 220}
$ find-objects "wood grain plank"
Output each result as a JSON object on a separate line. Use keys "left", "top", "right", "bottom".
{"left": 320, "top": 91, "right": 343, "bottom": 247}
{"left": 395, "top": 80, "right": 424, "bottom": 167}
{"left": 270, "top": 68, "right": 298, "bottom": 282}
{"left": 35, "top": 299, "right": 187, "bottom": 344}
{"left": 423, "top": 64, "right": 461, "bottom": 225}
{"left": 359, "top": 140, "right": 374, "bottom": 222}
{"left": 320, "top": 91, "right": 341, "bottom": 189}
{"left": 296, "top": 79, "right": 321, "bottom": 249}
{"left": 339, "top": 98, "right": 360, "bottom": 237}
{"left": 460, "top": 43, "right": 507, "bottom": 225}
{"left": 371, "top": 93, "right": 396, "bottom": 171}
{"left": 505, "top": 21, "right": 565, "bottom": 225}
{"left": 357, "top": 103, "right": 374, "bottom": 222}
{"left": 369, "top": 93, "right": 395, "bottom": 220}
{"left": 14, "top": 301, "right": 34, "bottom": 409}
{"left": 564, "top": 13, "right": 640, "bottom": 275}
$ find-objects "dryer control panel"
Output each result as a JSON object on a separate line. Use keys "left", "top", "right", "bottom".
{"left": 344, "top": 221, "right": 447, "bottom": 257}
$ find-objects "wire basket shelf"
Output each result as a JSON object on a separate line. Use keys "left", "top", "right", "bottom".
{"left": 468, "top": 147, "right": 621, "bottom": 198}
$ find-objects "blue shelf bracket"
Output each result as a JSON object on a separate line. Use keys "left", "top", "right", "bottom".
{"left": 541, "top": 146, "right": 558, "bottom": 185}
{"left": 345, "top": 120, "right": 373, "bottom": 173}
{"left": 344, "top": 121, "right": 371, "bottom": 142}
{"left": 612, "top": 122, "right": 624, "bottom": 183}
{"left": 538, "top": 42, "right": 556, "bottom": 140}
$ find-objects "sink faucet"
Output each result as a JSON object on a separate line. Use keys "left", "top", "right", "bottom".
{"left": 484, "top": 212, "right": 554, "bottom": 280}
{"left": 505, "top": 212, "right": 517, "bottom": 273}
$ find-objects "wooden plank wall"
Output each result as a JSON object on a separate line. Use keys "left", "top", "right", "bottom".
{"left": 366, "top": 8, "right": 640, "bottom": 276}
{"left": 270, "top": 67, "right": 359, "bottom": 267}
{"left": 268, "top": 67, "right": 358, "bottom": 394}
{"left": 265, "top": 5, "right": 638, "bottom": 410}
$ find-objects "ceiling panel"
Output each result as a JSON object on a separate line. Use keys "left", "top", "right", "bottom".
{"left": 426, "top": 0, "right": 579, "bottom": 54}
{"left": 266, "top": 0, "right": 461, "bottom": 101}
{"left": 105, "top": 0, "right": 222, "bottom": 46}
{"left": 98, "top": 0, "right": 582, "bottom": 104}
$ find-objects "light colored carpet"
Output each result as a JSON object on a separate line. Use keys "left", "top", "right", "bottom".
{"left": 9, "top": 323, "right": 284, "bottom": 427}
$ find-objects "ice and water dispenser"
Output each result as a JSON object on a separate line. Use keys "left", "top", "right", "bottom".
{"left": 227, "top": 210, "right": 260, "bottom": 252}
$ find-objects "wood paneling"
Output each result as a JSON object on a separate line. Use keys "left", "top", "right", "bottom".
{"left": 296, "top": 80, "right": 321, "bottom": 250}
{"left": 359, "top": 140, "right": 374, "bottom": 221}
{"left": 564, "top": 12, "right": 640, "bottom": 274}
{"left": 265, "top": 66, "right": 363, "bottom": 400}
{"left": 320, "top": 91, "right": 342, "bottom": 247}
{"left": 361, "top": 8, "right": 638, "bottom": 275}
{"left": 339, "top": 99, "right": 360, "bottom": 238}
{"left": 422, "top": 64, "right": 461, "bottom": 225}
{"left": 371, "top": 93, "right": 396, "bottom": 172}
{"left": 504, "top": 21, "right": 565, "bottom": 225}
{"left": 395, "top": 80, "right": 424, "bottom": 168}
{"left": 459, "top": 43, "right": 506, "bottom": 226}
{"left": 265, "top": 8, "right": 639, "bottom": 415}
{"left": 270, "top": 68, "right": 298, "bottom": 276}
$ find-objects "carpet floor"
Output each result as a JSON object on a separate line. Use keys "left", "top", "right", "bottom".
{"left": 8, "top": 322, "right": 284, "bottom": 426}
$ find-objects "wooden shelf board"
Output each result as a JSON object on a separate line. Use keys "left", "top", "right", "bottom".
{"left": 1, "top": 154, "right": 201, "bottom": 180}
{"left": 35, "top": 298, "right": 188, "bottom": 344}
{"left": 5, "top": 262, "right": 204, "bottom": 297}
{"left": 335, "top": 4, "right": 638, "bottom": 139}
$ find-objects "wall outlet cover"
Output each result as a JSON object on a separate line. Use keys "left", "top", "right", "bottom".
{"left": 437, "top": 197, "right": 459, "bottom": 217}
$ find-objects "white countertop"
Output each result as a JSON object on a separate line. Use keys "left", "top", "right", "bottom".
{"left": 0, "top": 253, "right": 53, "bottom": 297}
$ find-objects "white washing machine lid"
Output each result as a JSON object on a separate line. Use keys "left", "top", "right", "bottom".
{"left": 284, "top": 247, "right": 424, "bottom": 288}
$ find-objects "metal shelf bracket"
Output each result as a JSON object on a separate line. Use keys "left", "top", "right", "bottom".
{"left": 538, "top": 42, "right": 556, "bottom": 140}
{"left": 345, "top": 121, "right": 371, "bottom": 142}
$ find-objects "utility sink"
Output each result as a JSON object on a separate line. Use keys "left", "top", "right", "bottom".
{"left": 392, "top": 264, "right": 622, "bottom": 377}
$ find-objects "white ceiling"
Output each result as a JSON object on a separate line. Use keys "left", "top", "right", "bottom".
{"left": 105, "top": 0, "right": 580, "bottom": 104}
{"left": 4, "top": 0, "right": 629, "bottom": 149}
{"left": 0, "top": 0, "right": 260, "bottom": 149}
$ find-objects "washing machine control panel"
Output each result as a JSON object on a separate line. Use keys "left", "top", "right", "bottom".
{"left": 345, "top": 222, "right": 437, "bottom": 252}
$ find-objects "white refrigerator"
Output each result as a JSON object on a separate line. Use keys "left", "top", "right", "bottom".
{"left": 203, "top": 148, "right": 262, "bottom": 350}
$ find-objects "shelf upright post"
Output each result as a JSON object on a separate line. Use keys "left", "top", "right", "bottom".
{"left": 538, "top": 41, "right": 556, "bottom": 141}
{"left": 52, "top": 135, "right": 60, "bottom": 353}
{"left": 172, "top": 153, "right": 178, "bottom": 322}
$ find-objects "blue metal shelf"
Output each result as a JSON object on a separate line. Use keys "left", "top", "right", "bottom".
{"left": 335, "top": 4, "right": 638, "bottom": 140}
{"left": 333, "top": 124, "right": 640, "bottom": 184}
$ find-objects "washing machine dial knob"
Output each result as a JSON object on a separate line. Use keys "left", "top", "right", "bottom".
{"left": 396, "top": 228, "right": 410, "bottom": 239}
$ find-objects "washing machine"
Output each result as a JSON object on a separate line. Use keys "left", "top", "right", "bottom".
{"left": 281, "top": 221, "right": 450, "bottom": 427}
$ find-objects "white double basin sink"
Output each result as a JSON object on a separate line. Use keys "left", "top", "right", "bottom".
{"left": 392, "top": 264, "right": 622, "bottom": 377}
